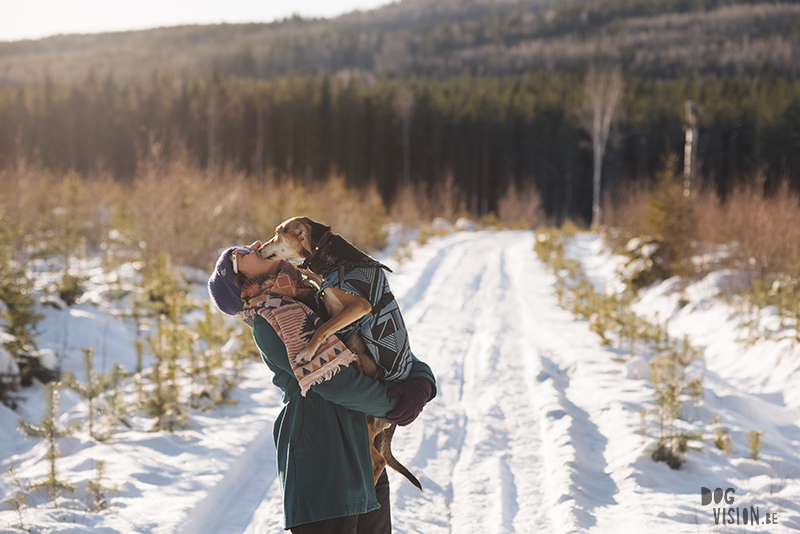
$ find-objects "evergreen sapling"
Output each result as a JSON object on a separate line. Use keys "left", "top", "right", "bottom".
{"left": 63, "top": 347, "right": 130, "bottom": 441}
{"left": 18, "top": 383, "right": 80, "bottom": 503}
{"left": 140, "top": 255, "right": 194, "bottom": 431}
{"left": 85, "top": 460, "right": 119, "bottom": 512}
{"left": 100, "top": 363, "right": 132, "bottom": 439}
{"left": 748, "top": 430, "right": 765, "bottom": 461}
{"left": 3, "top": 465, "right": 30, "bottom": 531}
{"left": 63, "top": 347, "right": 107, "bottom": 440}
{"left": 190, "top": 303, "right": 237, "bottom": 410}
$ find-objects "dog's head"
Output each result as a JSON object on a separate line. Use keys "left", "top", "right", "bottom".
{"left": 258, "top": 216, "right": 331, "bottom": 261}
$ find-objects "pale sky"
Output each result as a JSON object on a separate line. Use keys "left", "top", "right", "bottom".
{"left": 0, "top": 0, "right": 397, "bottom": 42}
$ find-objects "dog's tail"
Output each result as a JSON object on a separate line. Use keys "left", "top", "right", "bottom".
{"left": 381, "top": 423, "right": 423, "bottom": 492}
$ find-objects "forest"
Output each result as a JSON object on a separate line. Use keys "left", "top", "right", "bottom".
{"left": 1, "top": 72, "right": 799, "bottom": 223}
{"left": 0, "top": 0, "right": 799, "bottom": 223}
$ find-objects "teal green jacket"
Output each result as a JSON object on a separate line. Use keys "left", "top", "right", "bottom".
{"left": 252, "top": 315, "right": 437, "bottom": 529}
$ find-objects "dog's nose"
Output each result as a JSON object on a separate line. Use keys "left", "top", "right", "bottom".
{"left": 256, "top": 242, "right": 276, "bottom": 260}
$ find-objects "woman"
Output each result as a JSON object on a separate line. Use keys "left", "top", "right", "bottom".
{"left": 208, "top": 242, "right": 436, "bottom": 533}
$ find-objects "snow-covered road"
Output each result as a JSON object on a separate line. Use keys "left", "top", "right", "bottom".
{"left": 380, "top": 231, "right": 637, "bottom": 533}
{"left": 177, "top": 230, "right": 800, "bottom": 534}
{"left": 388, "top": 232, "right": 552, "bottom": 534}
{"left": 4, "top": 230, "right": 799, "bottom": 533}
{"left": 191, "top": 230, "right": 598, "bottom": 534}
{"left": 188, "top": 231, "right": 679, "bottom": 533}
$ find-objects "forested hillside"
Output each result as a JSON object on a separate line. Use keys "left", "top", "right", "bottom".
{"left": 1, "top": 0, "right": 798, "bottom": 222}
{"left": 2, "top": 0, "right": 799, "bottom": 80}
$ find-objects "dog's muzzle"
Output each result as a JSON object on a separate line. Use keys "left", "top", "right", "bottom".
{"left": 257, "top": 245, "right": 275, "bottom": 260}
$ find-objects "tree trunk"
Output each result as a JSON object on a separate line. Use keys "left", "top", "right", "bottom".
{"left": 592, "top": 143, "right": 604, "bottom": 228}
{"left": 393, "top": 87, "right": 414, "bottom": 187}
{"left": 581, "top": 64, "right": 623, "bottom": 228}
{"left": 255, "top": 103, "right": 264, "bottom": 180}
{"left": 207, "top": 86, "right": 217, "bottom": 182}
{"left": 683, "top": 100, "right": 700, "bottom": 196}
{"left": 402, "top": 117, "right": 410, "bottom": 187}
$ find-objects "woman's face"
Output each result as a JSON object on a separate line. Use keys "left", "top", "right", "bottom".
{"left": 232, "top": 241, "right": 280, "bottom": 279}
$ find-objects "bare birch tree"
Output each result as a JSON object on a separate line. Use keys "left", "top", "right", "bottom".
{"left": 581, "top": 64, "right": 623, "bottom": 228}
{"left": 683, "top": 100, "right": 700, "bottom": 196}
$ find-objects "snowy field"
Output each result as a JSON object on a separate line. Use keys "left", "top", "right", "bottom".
{"left": 1, "top": 229, "right": 799, "bottom": 533}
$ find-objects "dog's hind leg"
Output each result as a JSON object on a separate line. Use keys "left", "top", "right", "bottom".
{"left": 366, "top": 415, "right": 389, "bottom": 485}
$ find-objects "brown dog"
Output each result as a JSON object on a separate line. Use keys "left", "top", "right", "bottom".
{"left": 259, "top": 216, "right": 422, "bottom": 491}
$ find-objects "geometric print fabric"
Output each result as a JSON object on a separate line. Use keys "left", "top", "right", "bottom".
{"left": 321, "top": 265, "right": 413, "bottom": 382}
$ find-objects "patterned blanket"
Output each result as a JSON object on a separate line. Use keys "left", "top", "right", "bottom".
{"left": 240, "top": 260, "right": 357, "bottom": 396}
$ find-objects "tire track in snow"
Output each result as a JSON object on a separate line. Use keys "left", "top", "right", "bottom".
{"left": 389, "top": 231, "right": 551, "bottom": 534}
{"left": 392, "top": 232, "right": 484, "bottom": 314}
{"left": 389, "top": 236, "right": 480, "bottom": 533}
{"left": 506, "top": 238, "right": 619, "bottom": 533}
{"left": 178, "top": 421, "right": 279, "bottom": 534}
{"left": 448, "top": 246, "right": 521, "bottom": 533}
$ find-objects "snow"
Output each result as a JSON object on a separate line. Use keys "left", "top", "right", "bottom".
{"left": 1, "top": 229, "right": 799, "bottom": 533}
{"left": 0, "top": 343, "right": 17, "bottom": 377}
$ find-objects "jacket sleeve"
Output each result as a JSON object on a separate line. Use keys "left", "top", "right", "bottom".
{"left": 253, "top": 315, "right": 399, "bottom": 417}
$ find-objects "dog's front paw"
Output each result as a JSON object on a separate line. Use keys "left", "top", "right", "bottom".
{"left": 294, "top": 346, "right": 315, "bottom": 365}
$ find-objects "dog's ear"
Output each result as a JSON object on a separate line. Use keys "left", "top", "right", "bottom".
{"left": 306, "top": 219, "right": 331, "bottom": 245}
{"left": 293, "top": 222, "right": 313, "bottom": 254}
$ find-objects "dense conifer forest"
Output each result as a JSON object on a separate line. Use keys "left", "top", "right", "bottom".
{"left": 1, "top": 0, "right": 798, "bottom": 222}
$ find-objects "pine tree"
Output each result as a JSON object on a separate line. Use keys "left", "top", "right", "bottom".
{"left": 649, "top": 334, "right": 704, "bottom": 469}
{"left": 190, "top": 303, "right": 237, "bottom": 410}
{"left": 710, "top": 416, "right": 733, "bottom": 456}
{"left": 0, "top": 219, "right": 50, "bottom": 395}
{"left": 144, "top": 320, "right": 191, "bottom": 431}
{"left": 643, "top": 154, "right": 698, "bottom": 279}
{"left": 48, "top": 173, "right": 89, "bottom": 329}
{"left": 18, "top": 383, "right": 80, "bottom": 503}
{"left": 100, "top": 363, "right": 132, "bottom": 439}
{"left": 3, "top": 465, "right": 30, "bottom": 531}
{"left": 85, "top": 460, "right": 119, "bottom": 512}
{"left": 748, "top": 430, "right": 765, "bottom": 461}
{"left": 63, "top": 347, "right": 125, "bottom": 440}
{"left": 140, "top": 255, "right": 194, "bottom": 431}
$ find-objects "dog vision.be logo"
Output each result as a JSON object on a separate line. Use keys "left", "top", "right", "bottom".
{"left": 701, "top": 487, "right": 778, "bottom": 526}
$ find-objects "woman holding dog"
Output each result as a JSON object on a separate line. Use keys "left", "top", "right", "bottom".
{"left": 208, "top": 241, "right": 436, "bottom": 533}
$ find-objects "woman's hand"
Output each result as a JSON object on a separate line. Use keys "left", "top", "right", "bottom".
{"left": 385, "top": 377, "right": 432, "bottom": 426}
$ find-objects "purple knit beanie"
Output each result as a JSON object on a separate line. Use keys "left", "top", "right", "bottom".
{"left": 208, "top": 247, "right": 243, "bottom": 316}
